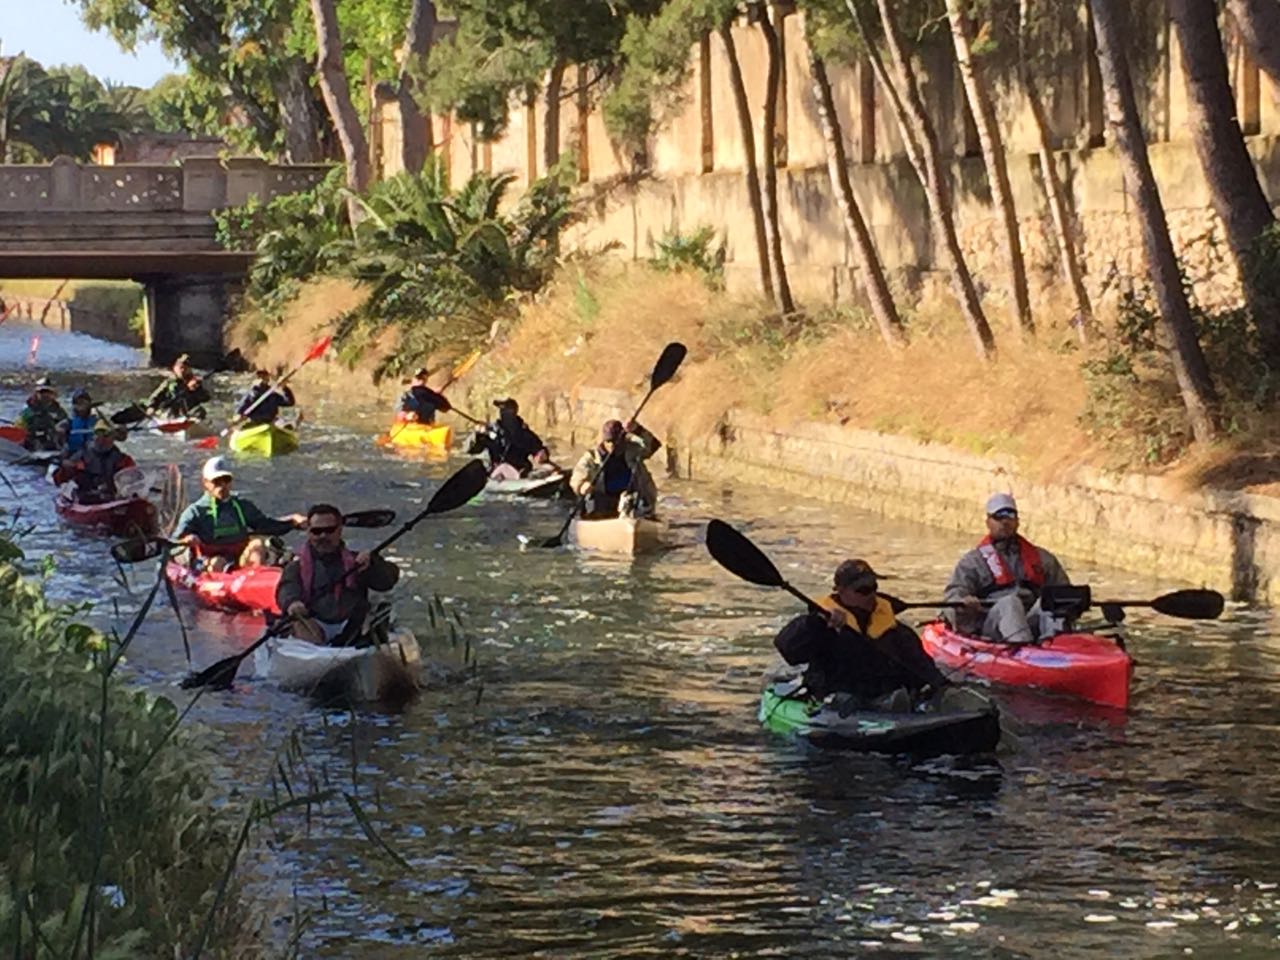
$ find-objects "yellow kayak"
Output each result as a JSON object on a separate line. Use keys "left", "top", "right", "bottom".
{"left": 380, "top": 421, "right": 452, "bottom": 450}
{"left": 229, "top": 422, "right": 300, "bottom": 457}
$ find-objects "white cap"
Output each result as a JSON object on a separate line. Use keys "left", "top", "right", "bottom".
{"left": 985, "top": 492, "right": 1018, "bottom": 516}
{"left": 202, "top": 456, "right": 234, "bottom": 482}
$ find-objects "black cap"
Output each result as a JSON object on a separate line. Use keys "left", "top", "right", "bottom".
{"left": 834, "top": 559, "right": 880, "bottom": 590}
{"left": 493, "top": 397, "right": 519, "bottom": 413}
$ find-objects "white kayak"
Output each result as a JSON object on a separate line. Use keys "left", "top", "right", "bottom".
{"left": 485, "top": 468, "right": 569, "bottom": 499}
{"left": 568, "top": 515, "right": 668, "bottom": 556}
{"left": 253, "top": 629, "right": 422, "bottom": 704}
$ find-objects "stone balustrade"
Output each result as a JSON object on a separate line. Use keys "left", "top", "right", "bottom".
{"left": 0, "top": 156, "right": 332, "bottom": 213}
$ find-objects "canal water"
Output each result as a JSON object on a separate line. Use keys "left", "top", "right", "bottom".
{"left": 3, "top": 325, "right": 1280, "bottom": 958}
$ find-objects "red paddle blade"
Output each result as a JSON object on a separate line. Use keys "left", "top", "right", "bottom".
{"left": 193, "top": 435, "right": 220, "bottom": 449}
{"left": 304, "top": 335, "right": 333, "bottom": 363}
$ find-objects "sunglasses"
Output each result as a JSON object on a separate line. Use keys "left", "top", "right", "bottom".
{"left": 850, "top": 584, "right": 877, "bottom": 596}
{"left": 989, "top": 511, "right": 1018, "bottom": 520}
{"left": 308, "top": 525, "right": 341, "bottom": 536}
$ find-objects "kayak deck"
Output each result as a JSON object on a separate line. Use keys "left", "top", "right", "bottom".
{"left": 254, "top": 630, "right": 421, "bottom": 705}
{"left": 382, "top": 422, "right": 452, "bottom": 450}
{"left": 165, "top": 561, "right": 282, "bottom": 614}
{"left": 229, "top": 422, "right": 299, "bottom": 457}
{"left": 569, "top": 515, "right": 667, "bottom": 555}
{"left": 919, "top": 621, "right": 1133, "bottom": 709}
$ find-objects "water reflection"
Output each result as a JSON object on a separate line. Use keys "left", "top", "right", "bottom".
{"left": 4, "top": 328, "right": 1280, "bottom": 957}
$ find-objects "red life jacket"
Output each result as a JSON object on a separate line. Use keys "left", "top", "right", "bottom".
{"left": 297, "top": 542, "right": 358, "bottom": 603}
{"left": 976, "top": 535, "right": 1045, "bottom": 594}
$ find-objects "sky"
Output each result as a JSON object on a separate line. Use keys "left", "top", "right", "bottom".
{"left": 1, "top": 0, "right": 180, "bottom": 87}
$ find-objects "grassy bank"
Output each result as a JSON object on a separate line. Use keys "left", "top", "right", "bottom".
{"left": 0, "top": 537, "right": 258, "bottom": 956}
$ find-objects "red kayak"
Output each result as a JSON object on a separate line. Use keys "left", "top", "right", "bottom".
{"left": 55, "top": 494, "right": 159, "bottom": 538}
{"left": 165, "top": 561, "right": 281, "bottom": 615}
{"left": 919, "top": 621, "right": 1133, "bottom": 709}
{"left": 0, "top": 425, "right": 26, "bottom": 445}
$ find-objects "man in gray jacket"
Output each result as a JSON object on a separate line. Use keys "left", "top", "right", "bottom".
{"left": 942, "top": 493, "right": 1070, "bottom": 643}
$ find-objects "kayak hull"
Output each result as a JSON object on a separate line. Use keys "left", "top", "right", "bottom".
{"left": 760, "top": 683, "right": 1001, "bottom": 757}
{"left": 383, "top": 422, "right": 452, "bottom": 450}
{"left": 165, "top": 562, "right": 282, "bottom": 615}
{"left": 569, "top": 516, "right": 667, "bottom": 555}
{"left": 55, "top": 495, "right": 158, "bottom": 538}
{"left": 254, "top": 630, "right": 421, "bottom": 704}
{"left": 0, "top": 425, "right": 26, "bottom": 446}
{"left": 486, "top": 469, "right": 570, "bottom": 499}
{"left": 229, "top": 422, "right": 299, "bottom": 457}
{"left": 919, "top": 621, "right": 1133, "bottom": 709}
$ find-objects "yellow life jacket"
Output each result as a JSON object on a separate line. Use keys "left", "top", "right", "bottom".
{"left": 816, "top": 593, "right": 898, "bottom": 640}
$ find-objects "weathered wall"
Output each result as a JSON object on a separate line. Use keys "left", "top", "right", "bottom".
{"left": 379, "top": 7, "right": 1280, "bottom": 316}
{"left": 525, "top": 386, "right": 1280, "bottom": 603}
{"left": 0, "top": 293, "right": 143, "bottom": 348}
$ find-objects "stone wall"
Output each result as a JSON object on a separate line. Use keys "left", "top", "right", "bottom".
{"left": 1, "top": 293, "right": 144, "bottom": 348}
{"left": 379, "top": 7, "right": 1280, "bottom": 316}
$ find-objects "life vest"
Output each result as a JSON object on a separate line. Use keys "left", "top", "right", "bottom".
{"left": 976, "top": 535, "right": 1045, "bottom": 596}
{"left": 189, "top": 496, "right": 251, "bottom": 558}
{"left": 65, "top": 414, "right": 96, "bottom": 454}
{"left": 816, "top": 593, "right": 898, "bottom": 640}
{"left": 297, "top": 542, "right": 358, "bottom": 604}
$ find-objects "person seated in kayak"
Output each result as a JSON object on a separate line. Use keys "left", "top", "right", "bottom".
{"left": 773, "top": 559, "right": 948, "bottom": 709}
{"left": 398, "top": 368, "right": 451, "bottom": 424}
{"left": 16, "top": 377, "right": 69, "bottom": 451}
{"left": 942, "top": 492, "right": 1071, "bottom": 644}
{"left": 146, "top": 354, "right": 211, "bottom": 419}
{"left": 470, "top": 398, "right": 551, "bottom": 480}
{"left": 570, "top": 419, "right": 660, "bottom": 519}
{"left": 173, "top": 456, "right": 305, "bottom": 572}
{"left": 54, "top": 421, "right": 136, "bottom": 502}
{"left": 276, "top": 503, "right": 401, "bottom": 646}
{"left": 236, "top": 369, "right": 296, "bottom": 425}
{"left": 57, "top": 388, "right": 98, "bottom": 455}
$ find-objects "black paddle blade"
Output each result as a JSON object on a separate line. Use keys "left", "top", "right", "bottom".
{"left": 650, "top": 342, "right": 688, "bottom": 391}
{"left": 179, "top": 654, "right": 243, "bottom": 691}
{"left": 341, "top": 509, "right": 397, "bottom": 528}
{"left": 426, "top": 459, "right": 488, "bottom": 515}
{"left": 111, "top": 403, "right": 147, "bottom": 426}
{"left": 110, "top": 537, "right": 170, "bottom": 564}
{"left": 705, "top": 519, "right": 785, "bottom": 588}
{"left": 1150, "top": 588, "right": 1224, "bottom": 620}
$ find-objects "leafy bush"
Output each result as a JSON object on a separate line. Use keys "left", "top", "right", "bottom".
{"left": 650, "top": 225, "right": 725, "bottom": 290}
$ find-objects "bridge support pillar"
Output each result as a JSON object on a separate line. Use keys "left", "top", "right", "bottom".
{"left": 148, "top": 275, "right": 239, "bottom": 368}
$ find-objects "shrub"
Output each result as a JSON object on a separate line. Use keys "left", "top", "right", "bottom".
{"left": 650, "top": 226, "right": 726, "bottom": 290}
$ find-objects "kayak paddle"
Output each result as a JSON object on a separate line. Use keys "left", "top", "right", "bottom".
{"left": 538, "top": 341, "right": 687, "bottom": 548}
{"left": 178, "top": 459, "right": 486, "bottom": 691}
{"left": 109, "top": 510, "right": 400, "bottom": 565}
{"left": 879, "top": 588, "right": 1223, "bottom": 620}
{"left": 194, "top": 334, "right": 332, "bottom": 450}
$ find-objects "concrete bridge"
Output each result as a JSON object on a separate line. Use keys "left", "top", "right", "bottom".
{"left": 0, "top": 156, "right": 330, "bottom": 366}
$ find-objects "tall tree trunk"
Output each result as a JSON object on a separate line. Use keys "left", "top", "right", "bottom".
{"left": 806, "top": 44, "right": 907, "bottom": 348}
{"left": 1018, "top": 0, "right": 1093, "bottom": 342}
{"left": 397, "top": 0, "right": 437, "bottom": 175}
{"left": 846, "top": 0, "right": 996, "bottom": 359}
{"left": 543, "top": 59, "right": 566, "bottom": 174}
{"left": 1089, "top": 0, "right": 1218, "bottom": 442}
{"left": 1170, "top": 0, "right": 1280, "bottom": 361}
{"left": 274, "top": 60, "right": 323, "bottom": 163}
{"left": 309, "top": 0, "right": 370, "bottom": 195}
{"left": 1227, "top": 0, "right": 1280, "bottom": 86}
{"left": 946, "top": 0, "right": 1033, "bottom": 336}
{"left": 719, "top": 23, "right": 777, "bottom": 307}
{"left": 757, "top": 8, "right": 796, "bottom": 314}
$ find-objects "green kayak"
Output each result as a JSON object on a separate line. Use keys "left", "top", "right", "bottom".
{"left": 759, "top": 679, "right": 1001, "bottom": 757}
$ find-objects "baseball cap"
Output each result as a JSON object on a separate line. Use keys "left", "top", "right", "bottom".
{"left": 35, "top": 376, "right": 55, "bottom": 390}
{"left": 412, "top": 367, "right": 429, "bottom": 379}
{"left": 602, "top": 419, "right": 625, "bottom": 441}
{"left": 72, "top": 388, "right": 92, "bottom": 402}
{"left": 202, "top": 456, "right": 234, "bottom": 482}
{"left": 92, "top": 420, "right": 113, "bottom": 435}
{"left": 834, "top": 559, "right": 880, "bottom": 590}
{"left": 493, "top": 397, "right": 519, "bottom": 413}
{"left": 985, "top": 492, "right": 1018, "bottom": 517}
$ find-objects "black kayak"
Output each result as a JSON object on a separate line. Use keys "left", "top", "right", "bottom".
{"left": 760, "top": 678, "right": 1001, "bottom": 757}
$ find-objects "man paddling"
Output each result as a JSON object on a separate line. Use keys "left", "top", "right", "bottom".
{"left": 236, "top": 368, "right": 296, "bottom": 425}
{"left": 398, "top": 368, "right": 451, "bottom": 424}
{"left": 774, "top": 559, "right": 948, "bottom": 709}
{"left": 146, "top": 354, "right": 211, "bottom": 419}
{"left": 276, "top": 503, "right": 400, "bottom": 646}
{"left": 172, "top": 456, "right": 305, "bottom": 571}
{"left": 57, "top": 388, "right": 97, "bottom": 455}
{"left": 54, "top": 421, "right": 136, "bottom": 501}
{"left": 570, "top": 418, "right": 660, "bottom": 518}
{"left": 16, "top": 376, "right": 68, "bottom": 451}
{"left": 942, "top": 492, "right": 1071, "bottom": 644}
{"left": 470, "top": 398, "right": 551, "bottom": 480}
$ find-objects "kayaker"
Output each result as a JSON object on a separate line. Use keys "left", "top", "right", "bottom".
{"left": 398, "top": 368, "right": 451, "bottom": 424}
{"left": 172, "top": 456, "right": 305, "bottom": 571}
{"left": 942, "top": 492, "right": 1071, "bottom": 644}
{"left": 146, "top": 354, "right": 211, "bottom": 419}
{"left": 57, "top": 388, "right": 97, "bottom": 455}
{"left": 570, "top": 418, "right": 660, "bottom": 518}
{"left": 55, "top": 421, "right": 135, "bottom": 502}
{"left": 236, "top": 369, "right": 296, "bottom": 425}
{"left": 773, "top": 559, "right": 948, "bottom": 709}
{"left": 16, "top": 376, "right": 68, "bottom": 451}
{"left": 276, "top": 503, "right": 401, "bottom": 646}
{"left": 470, "top": 398, "right": 551, "bottom": 480}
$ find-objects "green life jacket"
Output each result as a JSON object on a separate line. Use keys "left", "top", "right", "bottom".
{"left": 208, "top": 496, "right": 249, "bottom": 543}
